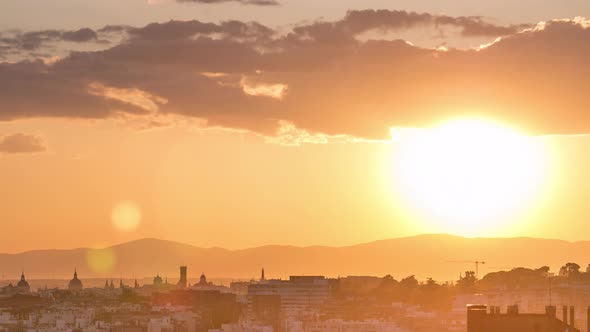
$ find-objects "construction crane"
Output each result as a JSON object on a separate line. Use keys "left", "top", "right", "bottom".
{"left": 448, "top": 260, "right": 486, "bottom": 278}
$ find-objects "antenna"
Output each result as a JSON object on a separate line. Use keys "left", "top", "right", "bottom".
{"left": 549, "top": 277, "right": 553, "bottom": 305}
{"left": 447, "top": 260, "right": 487, "bottom": 278}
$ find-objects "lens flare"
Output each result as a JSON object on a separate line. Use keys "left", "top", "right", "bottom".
{"left": 86, "top": 247, "right": 116, "bottom": 273}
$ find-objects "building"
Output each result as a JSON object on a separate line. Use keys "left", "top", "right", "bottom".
{"left": 153, "top": 274, "right": 164, "bottom": 287}
{"left": 453, "top": 283, "right": 590, "bottom": 329}
{"left": 16, "top": 272, "right": 31, "bottom": 294}
{"left": 467, "top": 304, "right": 580, "bottom": 332}
{"left": 177, "top": 266, "right": 187, "bottom": 289}
{"left": 152, "top": 290, "right": 240, "bottom": 330}
{"left": 68, "top": 270, "right": 83, "bottom": 291}
{"left": 247, "top": 276, "right": 330, "bottom": 317}
{"left": 287, "top": 319, "right": 406, "bottom": 332}
{"left": 0, "top": 272, "right": 32, "bottom": 297}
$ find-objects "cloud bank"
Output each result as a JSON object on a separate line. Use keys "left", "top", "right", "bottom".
{"left": 0, "top": 10, "right": 589, "bottom": 139}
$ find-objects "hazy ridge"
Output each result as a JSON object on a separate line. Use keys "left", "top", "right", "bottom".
{"left": 1, "top": 234, "right": 589, "bottom": 283}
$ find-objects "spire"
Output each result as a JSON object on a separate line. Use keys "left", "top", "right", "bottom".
{"left": 74, "top": 268, "right": 78, "bottom": 279}
{"left": 21, "top": 272, "right": 26, "bottom": 281}
{"left": 261, "top": 268, "right": 265, "bottom": 281}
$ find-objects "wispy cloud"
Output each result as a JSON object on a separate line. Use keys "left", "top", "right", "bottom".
{"left": 148, "top": 0, "right": 278, "bottom": 6}
{"left": 0, "top": 133, "right": 46, "bottom": 154}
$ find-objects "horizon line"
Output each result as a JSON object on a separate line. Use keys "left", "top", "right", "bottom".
{"left": 0, "top": 233, "right": 584, "bottom": 256}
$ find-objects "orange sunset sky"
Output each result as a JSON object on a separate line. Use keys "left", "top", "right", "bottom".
{"left": 1, "top": 0, "right": 590, "bottom": 253}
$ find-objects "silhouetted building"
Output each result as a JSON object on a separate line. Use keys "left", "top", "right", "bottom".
{"left": 198, "top": 273, "right": 209, "bottom": 286}
{"left": 178, "top": 266, "right": 187, "bottom": 289}
{"left": 247, "top": 276, "right": 330, "bottom": 316}
{"left": 252, "top": 294, "right": 281, "bottom": 330}
{"left": 467, "top": 304, "right": 580, "bottom": 332}
{"left": 153, "top": 290, "right": 239, "bottom": 331}
{"left": 153, "top": 274, "right": 163, "bottom": 287}
{"left": 16, "top": 272, "right": 31, "bottom": 293}
{"left": 68, "top": 269, "right": 83, "bottom": 291}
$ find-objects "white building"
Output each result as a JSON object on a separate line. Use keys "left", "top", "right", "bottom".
{"left": 247, "top": 276, "right": 330, "bottom": 316}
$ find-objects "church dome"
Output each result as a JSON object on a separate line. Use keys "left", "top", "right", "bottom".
{"left": 153, "top": 274, "right": 163, "bottom": 286}
{"left": 68, "top": 270, "right": 83, "bottom": 291}
{"left": 17, "top": 273, "right": 30, "bottom": 291}
{"left": 198, "top": 273, "right": 208, "bottom": 285}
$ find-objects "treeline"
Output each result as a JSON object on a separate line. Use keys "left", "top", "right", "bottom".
{"left": 333, "top": 263, "right": 589, "bottom": 312}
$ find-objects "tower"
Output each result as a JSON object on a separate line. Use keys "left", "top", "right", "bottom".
{"left": 68, "top": 269, "right": 83, "bottom": 291}
{"left": 261, "top": 268, "right": 265, "bottom": 282}
{"left": 177, "top": 266, "right": 187, "bottom": 288}
{"left": 17, "top": 272, "right": 30, "bottom": 293}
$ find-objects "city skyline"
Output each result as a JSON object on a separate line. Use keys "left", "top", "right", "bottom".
{"left": 2, "top": 235, "right": 590, "bottom": 282}
{"left": 3, "top": 1, "right": 590, "bottom": 332}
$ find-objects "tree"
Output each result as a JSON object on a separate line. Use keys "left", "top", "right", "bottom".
{"left": 561, "top": 263, "right": 581, "bottom": 277}
{"left": 426, "top": 278, "right": 438, "bottom": 287}
{"left": 399, "top": 275, "right": 418, "bottom": 289}
{"left": 457, "top": 271, "right": 477, "bottom": 289}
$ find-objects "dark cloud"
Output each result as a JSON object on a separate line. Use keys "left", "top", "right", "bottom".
{"left": 287, "top": 10, "right": 531, "bottom": 43}
{"left": 0, "top": 28, "right": 99, "bottom": 53}
{"left": 62, "top": 28, "right": 99, "bottom": 42}
{"left": 0, "top": 133, "right": 46, "bottom": 154}
{"left": 0, "top": 12, "right": 588, "bottom": 139}
{"left": 125, "top": 20, "right": 274, "bottom": 42}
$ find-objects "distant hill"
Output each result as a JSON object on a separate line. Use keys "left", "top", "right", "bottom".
{"left": 1, "top": 235, "right": 590, "bottom": 283}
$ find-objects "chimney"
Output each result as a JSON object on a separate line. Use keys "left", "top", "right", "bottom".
{"left": 546, "top": 306, "right": 556, "bottom": 318}
{"left": 467, "top": 305, "right": 487, "bottom": 332}
{"left": 570, "top": 306, "right": 575, "bottom": 328}
{"left": 563, "top": 305, "right": 568, "bottom": 323}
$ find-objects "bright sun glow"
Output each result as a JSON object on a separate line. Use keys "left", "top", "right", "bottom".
{"left": 111, "top": 202, "right": 142, "bottom": 232}
{"left": 392, "top": 118, "right": 548, "bottom": 236}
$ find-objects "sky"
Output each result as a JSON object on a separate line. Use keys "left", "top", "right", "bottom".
{"left": 1, "top": 0, "right": 590, "bottom": 253}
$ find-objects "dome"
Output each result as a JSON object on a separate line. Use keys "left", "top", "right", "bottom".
{"left": 153, "top": 274, "right": 163, "bottom": 286}
{"left": 68, "top": 270, "right": 83, "bottom": 291}
{"left": 17, "top": 273, "right": 30, "bottom": 291}
{"left": 199, "top": 273, "right": 207, "bottom": 285}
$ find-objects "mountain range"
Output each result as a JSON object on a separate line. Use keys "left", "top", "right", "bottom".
{"left": 1, "top": 234, "right": 589, "bottom": 283}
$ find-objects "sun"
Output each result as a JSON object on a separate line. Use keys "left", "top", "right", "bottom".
{"left": 391, "top": 118, "right": 548, "bottom": 236}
